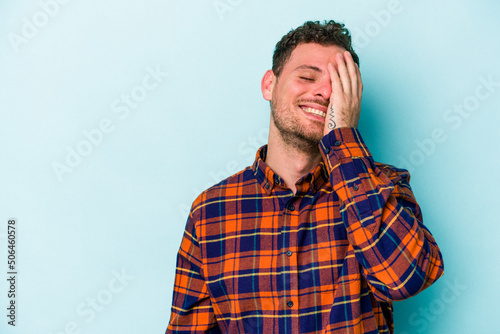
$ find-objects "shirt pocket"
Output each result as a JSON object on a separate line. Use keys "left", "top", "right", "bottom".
{"left": 300, "top": 204, "right": 349, "bottom": 295}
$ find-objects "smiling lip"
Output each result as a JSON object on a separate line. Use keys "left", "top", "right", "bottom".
{"left": 300, "top": 104, "right": 327, "bottom": 118}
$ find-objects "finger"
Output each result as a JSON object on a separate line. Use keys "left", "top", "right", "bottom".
{"left": 344, "top": 51, "right": 359, "bottom": 97}
{"left": 328, "top": 62, "right": 343, "bottom": 102}
{"left": 335, "top": 52, "right": 351, "bottom": 95}
{"left": 355, "top": 62, "right": 363, "bottom": 97}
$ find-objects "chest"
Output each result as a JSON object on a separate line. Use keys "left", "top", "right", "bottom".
{"left": 199, "top": 190, "right": 352, "bottom": 302}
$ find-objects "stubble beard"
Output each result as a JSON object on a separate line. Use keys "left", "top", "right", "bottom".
{"left": 271, "top": 97, "right": 323, "bottom": 155}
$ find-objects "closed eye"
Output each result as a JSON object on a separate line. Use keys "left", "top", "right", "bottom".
{"left": 300, "top": 77, "right": 314, "bottom": 82}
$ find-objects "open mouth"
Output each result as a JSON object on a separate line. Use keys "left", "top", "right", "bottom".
{"left": 300, "top": 106, "right": 327, "bottom": 118}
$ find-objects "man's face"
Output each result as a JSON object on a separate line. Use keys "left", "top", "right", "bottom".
{"left": 263, "top": 43, "right": 347, "bottom": 152}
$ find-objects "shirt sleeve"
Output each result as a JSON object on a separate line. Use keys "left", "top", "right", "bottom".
{"left": 166, "top": 209, "right": 221, "bottom": 334}
{"left": 319, "top": 127, "right": 444, "bottom": 302}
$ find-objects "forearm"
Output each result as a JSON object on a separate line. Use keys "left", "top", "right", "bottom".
{"left": 320, "top": 127, "right": 444, "bottom": 300}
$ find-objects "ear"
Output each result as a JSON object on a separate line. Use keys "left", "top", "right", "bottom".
{"left": 261, "top": 69, "right": 275, "bottom": 101}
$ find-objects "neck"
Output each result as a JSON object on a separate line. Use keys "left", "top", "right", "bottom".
{"left": 265, "top": 123, "right": 322, "bottom": 194}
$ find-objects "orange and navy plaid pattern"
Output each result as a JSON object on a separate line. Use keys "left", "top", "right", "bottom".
{"left": 166, "top": 127, "right": 444, "bottom": 334}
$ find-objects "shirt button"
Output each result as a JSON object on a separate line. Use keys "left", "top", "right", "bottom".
{"left": 325, "top": 148, "right": 330, "bottom": 154}
{"left": 334, "top": 140, "right": 341, "bottom": 146}
{"left": 353, "top": 184, "right": 359, "bottom": 191}
{"left": 265, "top": 184, "right": 270, "bottom": 189}
{"left": 288, "top": 205, "right": 295, "bottom": 211}
{"left": 287, "top": 301, "right": 294, "bottom": 307}
{"left": 286, "top": 250, "right": 292, "bottom": 257}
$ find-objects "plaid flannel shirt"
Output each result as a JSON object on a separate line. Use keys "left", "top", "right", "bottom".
{"left": 166, "top": 127, "right": 444, "bottom": 333}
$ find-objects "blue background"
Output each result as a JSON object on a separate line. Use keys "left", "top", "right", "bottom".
{"left": 1, "top": 0, "right": 499, "bottom": 333}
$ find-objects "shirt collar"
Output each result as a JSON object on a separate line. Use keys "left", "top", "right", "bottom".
{"left": 252, "top": 145, "right": 328, "bottom": 195}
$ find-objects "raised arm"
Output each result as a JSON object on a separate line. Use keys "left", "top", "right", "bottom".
{"left": 320, "top": 128, "right": 444, "bottom": 300}
{"left": 321, "top": 52, "right": 443, "bottom": 300}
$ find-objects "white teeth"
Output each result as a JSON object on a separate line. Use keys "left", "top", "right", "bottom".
{"left": 302, "top": 107, "right": 326, "bottom": 118}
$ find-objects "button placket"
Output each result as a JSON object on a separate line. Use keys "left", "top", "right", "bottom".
{"left": 285, "top": 196, "right": 300, "bottom": 324}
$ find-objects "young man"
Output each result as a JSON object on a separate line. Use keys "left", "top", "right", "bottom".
{"left": 166, "top": 20, "right": 444, "bottom": 334}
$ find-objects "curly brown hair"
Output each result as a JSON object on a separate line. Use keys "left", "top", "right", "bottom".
{"left": 272, "top": 20, "right": 359, "bottom": 78}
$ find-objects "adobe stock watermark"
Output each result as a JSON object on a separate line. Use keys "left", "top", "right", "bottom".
{"left": 398, "top": 74, "right": 499, "bottom": 174}
{"left": 213, "top": 0, "right": 245, "bottom": 21}
{"left": 7, "top": 0, "right": 72, "bottom": 53}
{"left": 178, "top": 127, "right": 269, "bottom": 219}
{"left": 51, "top": 64, "right": 168, "bottom": 182}
{"left": 352, "top": 0, "right": 404, "bottom": 50}
{"left": 399, "top": 277, "right": 468, "bottom": 334}
{"left": 50, "top": 268, "right": 134, "bottom": 334}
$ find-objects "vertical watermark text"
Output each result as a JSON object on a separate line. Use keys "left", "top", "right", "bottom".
{"left": 6, "top": 218, "right": 18, "bottom": 326}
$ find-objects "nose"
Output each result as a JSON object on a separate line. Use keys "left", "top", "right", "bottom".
{"left": 312, "top": 76, "right": 332, "bottom": 100}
